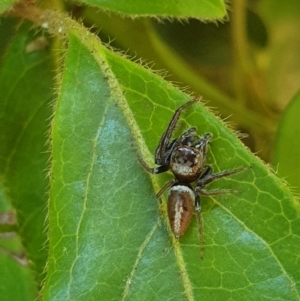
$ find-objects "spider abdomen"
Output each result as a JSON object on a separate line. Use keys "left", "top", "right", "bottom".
{"left": 167, "top": 185, "right": 195, "bottom": 238}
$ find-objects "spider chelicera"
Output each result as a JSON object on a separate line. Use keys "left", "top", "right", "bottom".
{"left": 139, "top": 97, "right": 249, "bottom": 256}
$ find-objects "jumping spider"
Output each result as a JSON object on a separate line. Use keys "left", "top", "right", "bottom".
{"left": 139, "top": 97, "right": 249, "bottom": 256}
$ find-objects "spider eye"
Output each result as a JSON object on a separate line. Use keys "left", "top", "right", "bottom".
{"left": 173, "top": 147, "right": 199, "bottom": 167}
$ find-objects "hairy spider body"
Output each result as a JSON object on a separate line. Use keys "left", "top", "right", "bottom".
{"left": 170, "top": 132, "right": 211, "bottom": 182}
{"left": 139, "top": 97, "right": 249, "bottom": 256}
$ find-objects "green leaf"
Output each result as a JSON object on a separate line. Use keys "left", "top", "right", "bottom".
{"left": 80, "top": 0, "right": 226, "bottom": 19}
{"left": 0, "top": 186, "right": 36, "bottom": 300}
{"left": 0, "top": 21, "right": 54, "bottom": 287}
{"left": 274, "top": 90, "right": 300, "bottom": 192}
{"left": 259, "top": 1, "right": 300, "bottom": 108}
{"left": 0, "top": 17, "right": 17, "bottom": 57}
{"left": 42, "top": 15, "right": 300, "bottom": 299}
{"left": 0, "top": 0, "right": 17, "bottom": 13}
{"left": 0, "top": 239, "right": 36, "bottom": 301}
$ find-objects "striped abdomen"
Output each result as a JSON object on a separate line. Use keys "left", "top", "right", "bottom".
{"left": 167, "top": 185, "right": 195, "bottom": 238}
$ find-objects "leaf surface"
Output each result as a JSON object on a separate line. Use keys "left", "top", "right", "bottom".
{"left": 42, "top": 21, "right": 300, "bottom": 300}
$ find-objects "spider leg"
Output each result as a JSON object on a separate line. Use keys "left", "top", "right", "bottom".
{"left": 156, "top": 178, "right": 177, "bottom": 198}
{"left": 197, "top": 166, "right": 250, "bottom": 187}
{"left": 194, "top": 182, "right": 241, "bottom": 258}
{"left": 197, "top": 188, "right": 240, "bottom": 196}
{"left": 195, "top": 194, "right": 204, "bottom": 258}
{"left": 177, "top": 127, "right": 198, "bottom": 145}
{"left": 155, "top": 97, "right": 201, "bottom": 165}
{"left": 194, "top": 133, "right": 213, "bottom": 155}
{"left": 138, "top": 155, "right": 169, "bottom": 174}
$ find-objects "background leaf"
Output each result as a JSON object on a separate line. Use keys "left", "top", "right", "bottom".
{"left": 80, "top": 0, "right": 226, "bottom": 18}
{"left": 259, "top": 0, "right": 300, "bottom": 109}
{"left": 274, "top": 90, "right": 300, "bottom": 193}
{"left": 0, "top": 21, "right": 54, "bottom": 290}
{"left": 0, "top": 187, "right": 36, "bottom": 301}
{"left": 0, "top": 0, "right": 17, "bottom": 13}
{"left": 0, "top": 234, "right": 36, "bottom": 301}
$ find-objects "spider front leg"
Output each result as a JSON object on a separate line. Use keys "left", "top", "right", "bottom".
{"left": 138, "top": 155, "right": 170, "bottom": 174}
{"left": 194, "top": 133, "right": 213, "bottom": 155}
{"left": 156, "top": 178, "right": 177, "bottom": 198}
{"left": 155, "top": 97, "right": 201, "bottom": 165}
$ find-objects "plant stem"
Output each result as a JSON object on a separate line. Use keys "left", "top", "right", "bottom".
{"left": 231, "top": 0, "right": 249, "bottom": 105}
{"left": 145, "top": 20, "right": 275, "bottom": 134}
